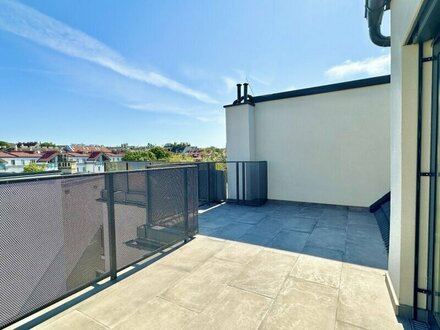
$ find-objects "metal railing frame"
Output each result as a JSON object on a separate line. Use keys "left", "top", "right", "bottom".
{"left": 0, "top": 165, "right": 197, "bottom": 329}
{"left": 193, "top": 160, "right": 268, "bottom": 206}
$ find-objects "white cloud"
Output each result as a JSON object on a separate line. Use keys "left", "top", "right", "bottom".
{"left": 124, "top": 102, "right": 222, "bottom": 123}
{"left": 223, "top": 71, "right": 271, "bottom": 95}
{"left": 0, "top": 0, "right": 216, "bottom": 104}
{"left": 223, "top": 76, "right": 237, "bottom": 93}
{"left": 325, "top": 54, "right": 390, "bottom": 80}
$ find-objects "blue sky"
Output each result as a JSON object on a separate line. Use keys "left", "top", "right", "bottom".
{"left": 0, "top": 0, "right": 390, "bottom": 147}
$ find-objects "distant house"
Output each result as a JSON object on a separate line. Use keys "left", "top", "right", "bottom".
{"left": 8, "top": 151, "right": 42, "bottom": 166}
{"left": 66, "top": 152, "right": 89, "bottom": 173}
{"left": 15, "top": 142, "right": 39, "bottom": 151}
{"left": 37, "top": 151, "right": 59, "bottom": 170}
{"left": 182, "top": 146, "right": 198, "bottom": 154}
{"left": 6, "top": 151, "right": 43, "bottom": 172}
{"left": 0, "top": 146, "right": 125, "bottom": 174}
{"left": 66, "top": 144, "right": 112, "bottom": 154}
{"left": 86, "top": 151, "right": 109, "bottom": 173}
{"left": 57, "top": 154, "right": 77, "bottom": 174}
{"left": 105, "top": 152, "right": 125, "bottom": 162}
{"left": 0, "top": 151, "right": 15, "bottom": 172}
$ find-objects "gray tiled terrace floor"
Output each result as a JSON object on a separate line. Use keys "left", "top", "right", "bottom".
{"left": 199, "top": 201, "right": 388, "bottom": 269}
{"left": 18, "top": 201, "right": 397, "bottom": 330}
{"left": 32, "top": 236, "right": 401, "bottom": 329}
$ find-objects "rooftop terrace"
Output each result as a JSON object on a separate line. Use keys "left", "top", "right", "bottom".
{"left": 11, "top": 202, "right": 401, "bottom": 330}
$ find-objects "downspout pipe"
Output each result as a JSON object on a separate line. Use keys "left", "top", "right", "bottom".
{"left": 365, "top": 0, "right": 391, "bottom": 47}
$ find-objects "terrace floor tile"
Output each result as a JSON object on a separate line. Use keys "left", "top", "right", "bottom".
{"left": 229, "top": 249, "right": 298, "bottom": 298}
{"left": 160, "top": 258, "right": 243, "bottom": 312}
{"left": 113, "top": 297, "right": 196, "bottom": 329}
{"left": 37, "top": 311, "right": 107, "bottom": 330}
{"left": 290, "top": 254, "right": 342, "bottom": 288}
{"left": 260, "top": 277, "right": 339, "bottom": 330}
{"left": 337, "top": 264, "right": 398, "bottom": 329}
{"left": 269, "top": 229, "right": 310, "bottom": 252}
{"left": 184, "top": 286, "right": 272, "bottom": 329}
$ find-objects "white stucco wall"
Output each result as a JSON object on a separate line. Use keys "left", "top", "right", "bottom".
{"left": 226, "top": 83, "right": 390, "bottom": 208}
{"left": 225, "top": 103, "right": 255, "bottom": 161}
{"left": 388, "top": 0, "right": 424, "bottom": 315}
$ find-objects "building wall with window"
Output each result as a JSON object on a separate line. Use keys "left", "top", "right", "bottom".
{"left": 0, "top": 156, "right": 41, "bottom": 172}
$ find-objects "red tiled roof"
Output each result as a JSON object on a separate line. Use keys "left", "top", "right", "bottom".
{"left": 8, "top": 151, "right": 41, "bottom": 158}
{"left": 67, "top": 152, "right": 88, "bottom": 157}
{"left": 87, "top": 151, "right": 101, "bottom": 161}
{"left": 0, "top": 151, "right": 15, "bottom": 158}
{"left": 87, "top": 151, "right": 110, "bottom": 161}
{"left": 106, "top": 152, "right": 125, "bottom": 157}
{"left": 71, "top": 145, "right": 112, "bottom": 153}
{"left": 38, "top": 151, "right": 59, "bottom": 162}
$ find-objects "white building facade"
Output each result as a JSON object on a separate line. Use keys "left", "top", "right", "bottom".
{"left": 225, "top": 0, "right": 440, "bottom": 326}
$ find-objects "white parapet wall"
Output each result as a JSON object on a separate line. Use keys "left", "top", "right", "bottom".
{"left": 225, "top": 77, "right": 390, "bottom": 207}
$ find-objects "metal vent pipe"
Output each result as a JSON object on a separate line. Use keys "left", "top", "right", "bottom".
{"left": 243, "top": 83, "right": 249, "bottom": 102}
{"left": 236, "top": 84, "right": 242, "bottom": 103}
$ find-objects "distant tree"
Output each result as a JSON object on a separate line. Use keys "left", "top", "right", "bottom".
{"left": 200, "top": 147, "right": 226, "bottom": 162}
{"left": 40, "top": 141, "right": 57, "bottom": 148}
{"left": 174, "top": 142, "right": 190, "bottom": 147}
{"left": 0, "top": 140, "right": 11, "bottom": 149}
{"left": 168, "top": 154, "right": 196, "bottom": 163}
{"left": 149, "top": 146, "right": 171, "bottom": 160}
{"left": 122, "top": 150, "right": 157, "bottom": 161}
{"left": 23, "top": 163, "right": 46, "bottom": 173}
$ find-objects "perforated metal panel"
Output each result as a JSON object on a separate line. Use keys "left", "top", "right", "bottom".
{"left": 0, "top": 166, "right": 198, "bottom": 328}
{"left": 111, "top": 167, "right": 198, "bottom": 270}
{"left": 0, "top": 176, "right": 108, "bottom": 328}
{"left": 197, "top": 163, "right": 210, "bottom": 204}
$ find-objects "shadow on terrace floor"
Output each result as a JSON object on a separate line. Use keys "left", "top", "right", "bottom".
{"left": 198, "top": 200, "right": 388, "bottom": 269}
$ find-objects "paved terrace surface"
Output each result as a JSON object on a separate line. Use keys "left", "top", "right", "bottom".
{"left": 200, "top": 201, "right": 388, "bottom": 269}
{"left": 32, "top": 202, "right": 400, "bottom": 329}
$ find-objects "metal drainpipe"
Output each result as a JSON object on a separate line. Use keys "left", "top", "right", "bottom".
{"left": 365, "top": 0, "right": 391, "bottom": 47}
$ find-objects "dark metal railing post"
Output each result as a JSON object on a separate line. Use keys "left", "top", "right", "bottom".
{"left": 207, "top": 162, "right": 212, "bottom": 203}
{"left": 242, "top": 162, "right": 246, "bottom": 204}
{"left": 194, "top": 167, "right": 199, "bottom": 232}
{"left": 105, "top": 173, "right": 117, "bottom": 281}
{"left": 183, "top": 167, "right": 189, "bottom": 241}
{"left": 146, "top": 170, "right": 152, "bottom": 227}
{"left": 196, "top": 163, "right": 201, "bottom": 205}
{"left": 236, "top": 162, "right": 240, "bottom": 204}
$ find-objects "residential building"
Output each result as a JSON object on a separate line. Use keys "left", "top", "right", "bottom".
{"left": 105, "top": 152, "right": 125, "bottom": 163}
{"left": 86, "top": 151, "right": 109, "bottom": 173}
{"left": 224, "top": 0, "right": 440, "bottom": 327}
{"left": 37, "top": 151, "right": 59, "bottom": 171}
{"left": 0, "top": 151, "right": 43, "bottom": 173}
{"left": 57, "top": 154, "right": 77, "bottom": 175}
{"left": 66, "top": 152, "right": 89, "bottom": 173}
{"left": 0, "top": 151, "right": 14, "bottom": 172}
